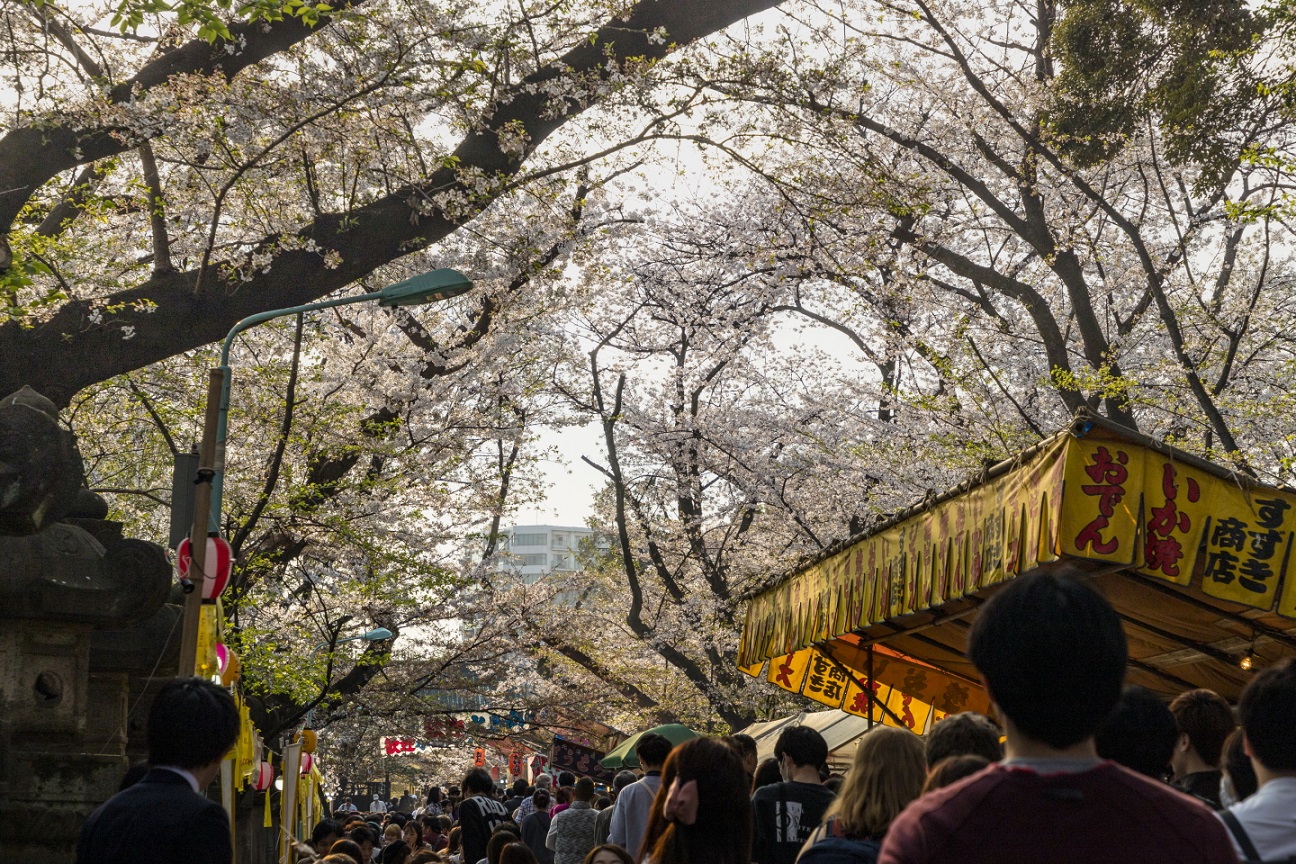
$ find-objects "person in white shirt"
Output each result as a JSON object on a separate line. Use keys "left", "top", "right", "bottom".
{"left": 609, "top": 734, "right": 673, "bottom": 859}
{"left": 1217, "top": 658, "right": 1296, "bottom": 861}
{"left": 371, "top": 793, "right": 388, "bottom": 814}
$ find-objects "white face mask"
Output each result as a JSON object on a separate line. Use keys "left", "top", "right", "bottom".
{"left": 1220, "top": 775, "right": 1238, "bottom": 809}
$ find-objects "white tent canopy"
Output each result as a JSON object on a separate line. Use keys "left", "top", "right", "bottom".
{"left": 737, "top": 708, "right": 877, "bottom": 771}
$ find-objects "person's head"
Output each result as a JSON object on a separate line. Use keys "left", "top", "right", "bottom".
{"left": 1095, "top": 685, "right": 1178, "bottom": 779}
{"left": 752, "top": 757, "right": 782, "bottom": 790}
{"left": 725, "top": 734, "right": 759, "bottom": 777}
{"left": 573, "top": 777, "right": 595, "bottom": 802}
{"left": 447, "top": 826, "right": 462, "bottom": 853}
{"left": 774, "top": 725, "right": 829, "bottom": 778}
{"left": 967, "top": 571, "right": 1127, "bottom": 750}
{"left": 531, "top": 788, "right": 551, "bottom": 811}
{"left": 404, "top": 820, "right": 423, "bottom": 847}
{"left": 924, "top": 712, "right": 1001, "bottom": 768}
{"left": 389, "top": 812, "right": 409, "bottom": 828}
{"left": 342, "top": 814, "right": 365, "bottom": 830}
{"left": 594, "top": 794, "right": 612, "bottom": 810}
{"left": 349, "top": 826, "right": 376, "bottom": 860}
{"left": 313, "top": 819, "right": 344, "bottom": 855}
{"left": 1169, "top": 688, "right": 1235, "bottom": 776}
{"left": 826, "top": 726, "right": 926, "bottom": 838}
{"left": 611, "top": 770, "right": 637, "bottom": 799}
{"left": 558, "top": 771, "right": 576, "bottom": 787}
{"left": 641, "top": 737, "right": 752, "bottom": 864}
{"left": 554, "top": 786, "right": 571, "bottom": 805}
{"left": 486, "top": 830, "right": 520, "bottom": 864}
{"left": 384, "top": 824, "right": 403, "bottom": 844}
{"left": 322, "top": 856, "right": 360, "bottom": 864}
{"left": 463, "top": 767, "right": 495, "bottom": 797}
{"left": 1221, "top": 727, "right": 1258, "bottom": 807}
{"left": 535, "top": 774, "right": 553, "bottom": 789}
{"left": 499, "top": 842, "right": 539, "bottom": 864}
{"left": 584, "top": 845, "right": 635, "bottom": 864}
{"left": 1239, "top": 657, "right": 1296, "bottom": 774}
{"left": 147, "top": 677, "right": 239, "bottom": 779}
{"left": 635, "top": 733, "right": 673, "bottom": 771}
{"left": 381, "top": 840, "right": 411, "bottom": 864}
{"left": 410, "top": 852, "right": 442, "bottom": 864}
{"left": 329, "top": 838, "right": 366, "bottom": 864}
{"left": 921, "top": 754, "right": 991, "bottom": 794}
{"left": 511, "top": 778, "right": 528, "bottom": 797}
{"left": 437, "top": 814, "right": 453, "bottom": 832}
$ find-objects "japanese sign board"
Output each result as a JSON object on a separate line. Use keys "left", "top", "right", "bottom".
{"left": 739, "top": 430, "right": 1296, "bottom": 672}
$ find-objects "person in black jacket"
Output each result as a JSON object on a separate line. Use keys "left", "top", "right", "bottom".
{"left": 460, "top": 768, "right": 511, "bottom": 864}
{"left": 76, "top": 677, "right": 240, "bottom": 864}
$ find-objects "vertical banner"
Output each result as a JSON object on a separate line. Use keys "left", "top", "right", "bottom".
{"left": 221, "top": 758, "right": 235, "bottom": 855}
{"left": 280, "top": 742, "right": 302, "bottom": 864}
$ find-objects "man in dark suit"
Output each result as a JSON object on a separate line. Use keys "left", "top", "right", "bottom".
{"left": 76, "top": 676, "right": 240, "bottom": 864}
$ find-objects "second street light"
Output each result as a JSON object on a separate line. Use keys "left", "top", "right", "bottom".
{"left": 178, "top": 269, "right": 474, "bottom": 676}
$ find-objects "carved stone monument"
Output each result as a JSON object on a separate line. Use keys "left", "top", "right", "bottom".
{"left": 0, "top": 387, "right": 176, "bottom": 862}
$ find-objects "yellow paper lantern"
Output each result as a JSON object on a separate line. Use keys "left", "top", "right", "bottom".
{"left": 296, "top": 728, "right": 318, "bottom": 754}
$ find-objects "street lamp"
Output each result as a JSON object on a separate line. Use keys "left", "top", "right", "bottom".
{"left": 178, "top": 270, "right": 473, "bottom": 675}
{"left": 304, "top": 627, "right": 393, "bottom": 727}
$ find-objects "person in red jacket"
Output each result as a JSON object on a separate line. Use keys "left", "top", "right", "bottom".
{"left": 879, "top": 571, "right": 1237, "bottom": 864}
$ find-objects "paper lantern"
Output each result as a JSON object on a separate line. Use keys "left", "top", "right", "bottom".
{"left": 220, "top": 650, "right": 241, "bottom": 686}
{"left": 296, "top": 729, "right": 318, "bottom": 754}
{"left": 252, "top": 761, "right": 274, "bottom": 791}
{"left": 299, "top": 753, "right": 314, "bottom": 774}
{"left": 177, "top": 534, "right": 234, "bottom": 600}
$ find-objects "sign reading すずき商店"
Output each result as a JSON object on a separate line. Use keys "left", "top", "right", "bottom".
{"left": 738, "top": 429, "right": 1296, "bottom": 672}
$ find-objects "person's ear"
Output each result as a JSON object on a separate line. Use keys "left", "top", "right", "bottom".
{"left": 1243, "top": 733, "right": 1253, "bottom": 758}
{"left": 1176, "top": 733, "right": 1191, "bottom": 754}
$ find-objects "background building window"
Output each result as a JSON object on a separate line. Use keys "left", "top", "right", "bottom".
{"left": 520, "top": 553, "right": 548, "bottom": 566}
{"left": 513, "top": 533, "right": 547, "bottom": 547}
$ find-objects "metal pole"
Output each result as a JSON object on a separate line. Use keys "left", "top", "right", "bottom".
{"left": 179, "top": 368, "right": 225, "bottom": 677}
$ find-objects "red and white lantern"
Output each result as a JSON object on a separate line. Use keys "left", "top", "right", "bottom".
{"left": 299, "top": 753, "right": 314, "bottom": 775}
{"left": 251, "top": 761, "right": 274, "bottom": 791}
{"left": 177, "top": 534, "right": 233, "bottom": 599}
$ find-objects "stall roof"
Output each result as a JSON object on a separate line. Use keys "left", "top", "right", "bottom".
{"left": 737, "top": 709, "right": 876, "bottom": 766}
{"left": 737, "top": 412, "right": 1296, "bottom": 732}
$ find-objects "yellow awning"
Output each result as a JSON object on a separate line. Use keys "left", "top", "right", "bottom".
{"left": 739, "top": 415, "right": 1296, "bottom": 726}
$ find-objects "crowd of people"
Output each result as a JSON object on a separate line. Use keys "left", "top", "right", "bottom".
{"left": 74, "top": 572, "right": 1296, "bottom": 864}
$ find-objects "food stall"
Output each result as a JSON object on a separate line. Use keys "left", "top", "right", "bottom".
{"left": 737, "top": 411, "right": 1296, "bottom": 731}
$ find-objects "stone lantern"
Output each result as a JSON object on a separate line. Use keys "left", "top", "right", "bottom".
{"left": 0, "top": 387, "right": 174, "bottom": 862}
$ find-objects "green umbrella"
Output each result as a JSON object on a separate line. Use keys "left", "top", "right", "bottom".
{"left": 599, "top": 723, "right": 701, "bottom": 769}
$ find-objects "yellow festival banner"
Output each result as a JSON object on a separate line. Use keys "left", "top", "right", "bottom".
{"left": 739, "top": 430, "right": 1296, "bottom": 670}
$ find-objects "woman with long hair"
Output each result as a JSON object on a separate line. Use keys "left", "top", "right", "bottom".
{"left": 639, "top": 737, "right": 752, "bottom": 864}
{"left": 795, "top": 726, "right": 926, "bottom": 864}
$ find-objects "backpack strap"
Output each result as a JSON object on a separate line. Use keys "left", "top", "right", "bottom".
{"left": 1220, "top": 810, "right": 1264, "bottom": 863}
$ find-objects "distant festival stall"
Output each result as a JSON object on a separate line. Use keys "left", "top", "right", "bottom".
{"left": 737, "top": 410, "right": 1296, "bottom": 732}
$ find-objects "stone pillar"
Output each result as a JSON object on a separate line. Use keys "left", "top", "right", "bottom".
{"left": 0, "top": 388, "right": 173, "bottom": 862}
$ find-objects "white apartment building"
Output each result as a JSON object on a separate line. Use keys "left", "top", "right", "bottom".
{"left": 498, "top": 524, "right": 609, "bottom": 581}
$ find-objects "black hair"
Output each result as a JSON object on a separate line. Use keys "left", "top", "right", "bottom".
{"left": 635, "top": 733, "right": 673, "bottom": 769}
{"left": 967, "top": 571, "right": 1127, "bottom": 749}
{"left": 612, "top": 770, "right": 637, "bottom": 794}
{"left": 349, "top": 825, "right": 377, "bottom": 846}
{"left": 925, "top": 712, "right": 1002, "bottom": 768}
{"left": 1222, "top": 727, "right": 1258, "bottom": 801}
{"left": 146, "top": 677, "right": 240, "bottom": 768}
{"left": 486, "top": 830, "right": 521, "bottom": 864}
{"left": 380, "top": 840, "right": 410, "bottom": 864}
{"left": 1239, "top": 657, "right": 1296, "bottom": 772}
{"left": 557, "top": 771, "right": 576, "bottom": 787}
{"left": 1169, "top": 688, "right": 1235, "bottom": 767}
{"left": 774, "top": 725, "right": 828, "bottom": 769}
{"left": 313, "top": 819, "right": 344, "bottom": 845}
{"left": 727, "top": 734, "right": 757, "bottom": 759}
{"left": 752, "top": 758, "right": 782, "bottom": 789}
{"left": 1095, "top": 686, "right": 1178, "bottom": 778}
{"left": 511, "top": 778, "right": 528, "bottom": 796}
{"left": 462, "top": 767, "right": 495, "bottom": 794}
{"left": 532, "top": 789, "right": 551, "bottom": 809}
{"left": 574, "top": 777, "right": 595, "bottom": 801}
